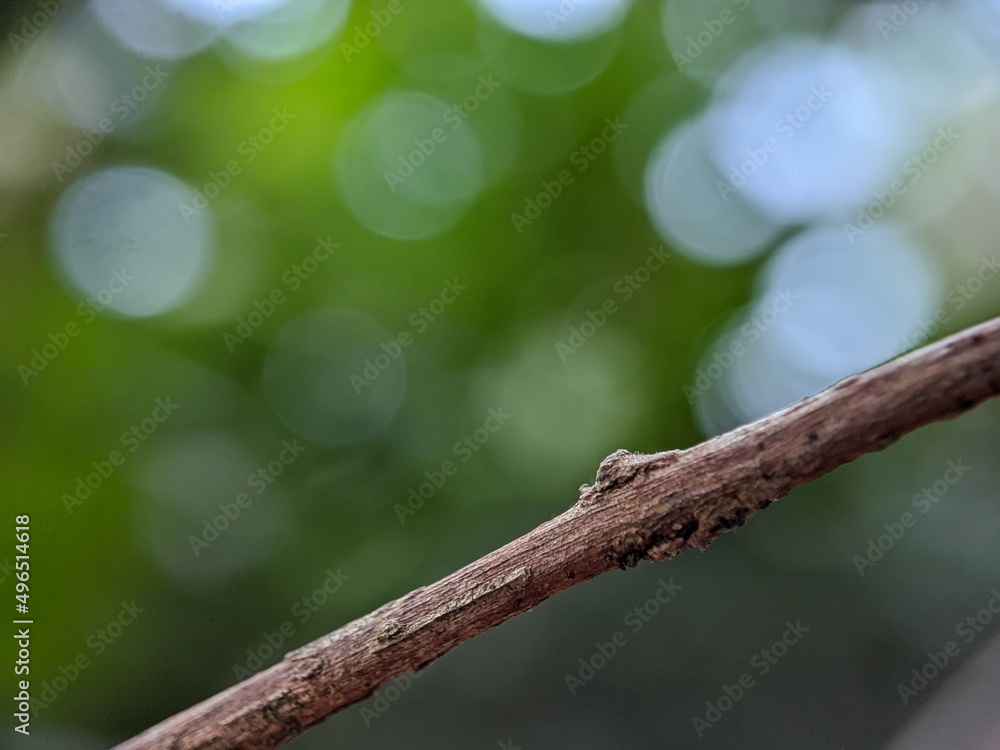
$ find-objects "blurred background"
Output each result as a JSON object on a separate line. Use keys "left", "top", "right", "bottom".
{"left": 2, "top": 0, "right": 1000, "bottom": 747}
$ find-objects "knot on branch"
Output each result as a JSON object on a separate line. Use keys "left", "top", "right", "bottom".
{"left": 580, "top": 448, "right": 684, "bottom": 506}
{"left": 595, "top": 449, "right": 637, "bottom": 492}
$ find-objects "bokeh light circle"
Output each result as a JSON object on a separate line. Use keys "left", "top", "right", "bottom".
{"left": 703, "top": 37, "right": 914, "bottom": 224}
{"left": 15, "top": 9, "right": 167, "bottom": 132}
{"left": 476, "top": 0, "right": 632, "bottom": 42}
{"left": 644, "top": 118, "right": 780, "bottom": 265}
{"left": 50, "top": 166, "right": 213, "bottom": 318}
{"left": 91, "top": 0, "right": 219, "bottom": 61}
{"left": 688, "top": 224, "right": 942, "bottom": 434}
{"left": 219, "top": 0, "right": 351, "bottom": 61}
{"left": 159, "top": 0, "right": 292, "bottom": 25}
{"left": 662, "top": 0, "right": 768, "bottom": 85}
{"left": 477, "top": 12, "right": 622, "bottom": 95}
{"left": 759, "top": 224, "right": 941, "bottom": 377}
{"left": 335, "top": 91, "right": 484, "bottom": 240}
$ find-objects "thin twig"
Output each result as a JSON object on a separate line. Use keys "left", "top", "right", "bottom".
{"left": 117, "top": 316, "right": 1000, "bottom": 750}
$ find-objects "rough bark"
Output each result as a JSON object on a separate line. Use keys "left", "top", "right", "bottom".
{"left": 117, "top": 316, "right": 1000, "bottom": 750}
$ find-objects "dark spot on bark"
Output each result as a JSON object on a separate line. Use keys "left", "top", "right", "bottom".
{"left": 756, "top": 441, "right": 766, "bottom": 452}
{"left": 880, "top": 428, "right": 901, "bottom": 446}
{"left": 608, "top": 531, "right": 646, "bottom": 570}
{"left": 676, "top": 518, "right": 699, "bottom": 542}
{"left": 566, "top": 570, "right": 576, "bottom": 579}
{"left": 640, "top": 531, "right": 675, "bottom": 561}
{"left": 615, "top": 552, "right": 642, "bottom": 570}
{"left": 762, "top": 470, "right": 774, "bottom": 481}
{"left": 514, "top": 598, "right": 523, "bottom": 607}
{"left": 958, "top": 398, "right": 976, "bottom": 410}
{"left": 757, "top": 499, "right": 772, "bottom": 510}
{"left": 712, "top": 507, "right": 751, "bottom": 532}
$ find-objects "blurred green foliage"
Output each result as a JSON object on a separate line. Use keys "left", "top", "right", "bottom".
{"left": 1, "top": 1, "right": 1000, "bottom": 748}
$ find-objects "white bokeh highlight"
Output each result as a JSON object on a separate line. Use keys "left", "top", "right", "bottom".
{"left": 704, "top": 38, "right": 915, "bottom": 224}
{"left": 50, "top": 166, "right": 213, "bottom": 318}
{"left": 689, "top": 225, "right": 942, "bottom": 435}
{"left": 219, "top": 0, "right": 351, "bottom": 61}
{"left": 159, "top": 0, "right": 293, "bottom": 24}
{"left": 335, "top": 91, "right": 484, "bottom": 240}
{"left": 91, "top": 0, "right": 219, "bottom": 60}
{"left": 644, "top": 118, "right": 781, "bottom": 265}
{"left": 477, "top": 0, "right": 631, "bottom": 42}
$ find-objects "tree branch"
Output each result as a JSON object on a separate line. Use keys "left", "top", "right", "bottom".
{"left": 117, "top": 316, "right": 1000, "bottom": 750}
